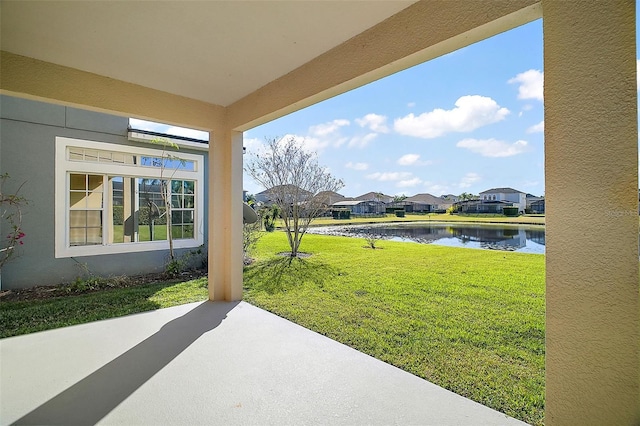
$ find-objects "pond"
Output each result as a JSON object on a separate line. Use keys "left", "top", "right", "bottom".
{"left": 307, "top": 222, "right": 546, "bottom": 254}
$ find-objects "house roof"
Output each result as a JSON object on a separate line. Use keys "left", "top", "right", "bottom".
{"left": 405, "top": 193, "right": 450, "bottom": 205}
{"left": 333, "top": 200, "right": 368, "bottom": 207}
{"left": 355, "top": 192, "right": 393, "bottom": 203}
{"left": 479, "top": 187, "right": 525, "bottom": 194}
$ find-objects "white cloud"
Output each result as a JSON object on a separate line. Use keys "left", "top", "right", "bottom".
{"left": 459, "top": 172, "right": 482, "bottom": 188}
{"left": 423, "top": 182, "right": 450, "bottom": 195}
{"left": 243, "top": 137, "right": 270, "bottom": 156}
{"left": 366, "top": 171, "right": 412, "bottom": 182}
{"left": 355, "top": 113, "right": 389, "bottom": 133}
{"left": 278, "top": 133, "right": 328, "bottom": 153}
{"left": 348, "top": 133, "right": 378, "bottom": 148}
{"left": 397, "top": 177, "right": 423, "bottom": 188}
{"left": 393, "top": 95, "right": 510, "bottom": 139}
{"left": 527, "top": 120, "right": 544, "bottom": 133}
{"left": 345, "top": 161, "right": 369, "bottom": 171}
{"left": 508, "top": 69, "right": 543, "bottom": 101}
{"left": 309, "top": 119, "right": 350, "bottom": 137}
{"left": 397, "top": 153, "right": 432, "bottom": 166}
{"left": 456, "top": 138, "right": 529, "bottom": 157}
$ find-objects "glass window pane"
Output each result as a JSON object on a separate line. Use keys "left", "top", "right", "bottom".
{"left": 171, "top": 195, "right": 181, "bottom": 208}
{"left": 69, "top": 149, "right": 84, "bottom": 161}
{"left": 70, "top": 211, "right": 86, "bottom": 227}
{"left": 84, "top": 150, "right": 99, "bottom": 162}
{"left": 183, "top": 210, "right": 194, "bottom": 224}
{"left": 86, "top": 227, "right": 102, "bottom": 244}
{"left": 70, "top": 192, "right": 86, "bottom": 209}
{"left": 86, "top": 191, "right": 103, "bottom": 209}
{"left": 99, "top": 151, "right": 113, "bottom": 162}
{"left": 153, "top": 224, "right": 167, "bottom": 241}
{"left": 70, "top": 174, "right": 86, "bottom": 190}
{"left": 184, "top": 196, "right": 194, "bottom": 209}
{"left": 171, "top": 211, "right": 183, "bottom": 225}
{"left": 171, "top": 180, "right": 183, "bottom": 194}
{"left": 69, "top": 228, "right": 85, "bottom": 246}
{"left": 171, "top": 225, "right": 182, "bottom": 239}
{"left": 184, "top": 181, "right": 195, "bottom": 194}
{"left": 112, "top": 153, "right": 125, "bottom": 164}
{"left": 88, "top": 175, "right": 103, "bottom": 192}
{"left": 183, "top": 225, "right": 194, "bottom": 239}
{"left": 86, "top": 211, "right": 101, "bottom": 227}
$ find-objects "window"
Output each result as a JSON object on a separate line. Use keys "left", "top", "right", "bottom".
{"left": 55, "top": 137, "right": 205, "bottom": 257}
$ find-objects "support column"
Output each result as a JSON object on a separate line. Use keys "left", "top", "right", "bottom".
{"left": 208, "top": 128, "right": 244, "bottom": 301}
{"left": 543, "top": 1, "right": 639, "bottom": 424}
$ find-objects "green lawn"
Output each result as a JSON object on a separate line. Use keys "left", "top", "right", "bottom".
{"left": 0, "top": 231, "right": 545, "bottom": 425}
{"left": 0, "top": 278, "right": 208, "bottom": 338}
{"left": 244, "top": 232, "right": 545, "bottom": 425}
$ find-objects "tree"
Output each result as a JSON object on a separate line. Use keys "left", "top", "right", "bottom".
{"left": 458, "top": 192, "right": 477, "bottom": 201}
{"left": 245, "top": 136, "right": 344, "bottom": 257}
{"left": 0, "top": 174, "right": 27, "bottom": 270}
{"left": 149, "top": 138, "right": 187, "bottom": 262}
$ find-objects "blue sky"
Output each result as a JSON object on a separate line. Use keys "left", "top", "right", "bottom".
{"left": 243, "top": 19, "right": 544, "bottom": 198}
{"left": 132, "top": 12, "right": 638, "bottom": 199}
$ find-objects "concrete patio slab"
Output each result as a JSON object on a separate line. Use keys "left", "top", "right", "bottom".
{"left": 1, "top": 301, "right": 528, "bottom": 425}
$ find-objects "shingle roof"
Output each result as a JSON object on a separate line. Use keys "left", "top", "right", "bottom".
{"left": 479, "top": 187, "right": 524, "bottom": 194}
{"left": 405, "top": 193, "right": 449, "bottom": 205}
{"left": 354, "top": 192, "right": 392, "bottom": 203}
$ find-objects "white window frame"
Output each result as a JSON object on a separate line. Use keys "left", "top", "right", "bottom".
{"left": 55, "top": 137, "right": 205, "bottom": 258}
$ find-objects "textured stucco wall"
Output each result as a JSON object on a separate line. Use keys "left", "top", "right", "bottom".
{"left": 543, "top": 1, "right": 639, "bottom": 424}
{"left": 0, "top": 95, "right": 209, "bottom": 289}
{"left": 208, "top": 129, "right": 243, "bottom": 301}
{"left": 0, "top": 51, "right": 225, "bottom": 132}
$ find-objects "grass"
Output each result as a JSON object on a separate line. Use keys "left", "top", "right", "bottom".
{"left": 244, "top": 232, "right": 545, "bottom": 425}
{"left": 0, "top": 278, "right": 208, "bottom": 338}
{"left": 1, "top": 230, "right": 545, "bottom": 424}
{"left": 288, "top": 212, "right": 545, "bottom": 228}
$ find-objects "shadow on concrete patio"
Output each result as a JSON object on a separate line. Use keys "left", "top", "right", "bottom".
{"left": 13, "top": 301, "right": 237, "bottom": 425}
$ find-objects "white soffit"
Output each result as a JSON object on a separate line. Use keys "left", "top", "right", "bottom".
{"left": 0, "top": 1, "right": 416, "bottom": 107}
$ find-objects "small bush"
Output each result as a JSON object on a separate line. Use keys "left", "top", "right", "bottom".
{"left": 503, "top": 206, "right": 519, "bottom": 217}
{"left": 332, "top": 209, "right": 351, "bottom": 219}
{"left": 395, "top": 210, "right": 405, "bottom": 217}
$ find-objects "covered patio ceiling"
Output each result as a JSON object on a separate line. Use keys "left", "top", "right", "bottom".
{"left": 0, "top": 0, "right": 541, "bottom": 130}
{"left": 1, "top": 0, "right": 416, "bottom": 107}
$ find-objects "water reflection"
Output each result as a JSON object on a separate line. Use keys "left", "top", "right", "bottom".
{"left": 309, "top": 223, "right": 546, "bottom": 254}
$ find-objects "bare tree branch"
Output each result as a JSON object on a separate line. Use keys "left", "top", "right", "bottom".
{"left": 245, "top": 137, "right": 344, "bottom": 257}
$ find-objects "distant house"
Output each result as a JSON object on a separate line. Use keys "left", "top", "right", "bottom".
{"left": 332, "top": 200, "right": 386, "bottom": 215}
{"left": 314, "top": 190, "right": 347, "bottom": 206}
{"left": 454, "top": 199, "right": 513, "bottom": 214}
{"left": 441, "top": 194, "right": 460, "bottom": 203}
{"left": 479, "top": 187, "right": 526, "bottom": 213}
{"left": 526, "top": 195, "right": 545, "bottom": 213}
{"left": 529, "top": 198, "right": 545, "bottom": 214}
{"left": 354, "top": 191, "right": 393, "bottom": 204}
{"left": 254, "top": 185, "right": 312, "bottom": 206}
{"left": 399, "top": 193, "right": 453, "bottom": 213}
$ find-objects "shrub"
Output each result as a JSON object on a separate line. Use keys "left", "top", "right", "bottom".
{"left": 395, "top": 210, "right": 405, "bottom": 217}
{"left": 332, "top": 209, "right": 351, "bottom": 219}
{"left": 503, "top": 206, "right": 519, "bottom": 217}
